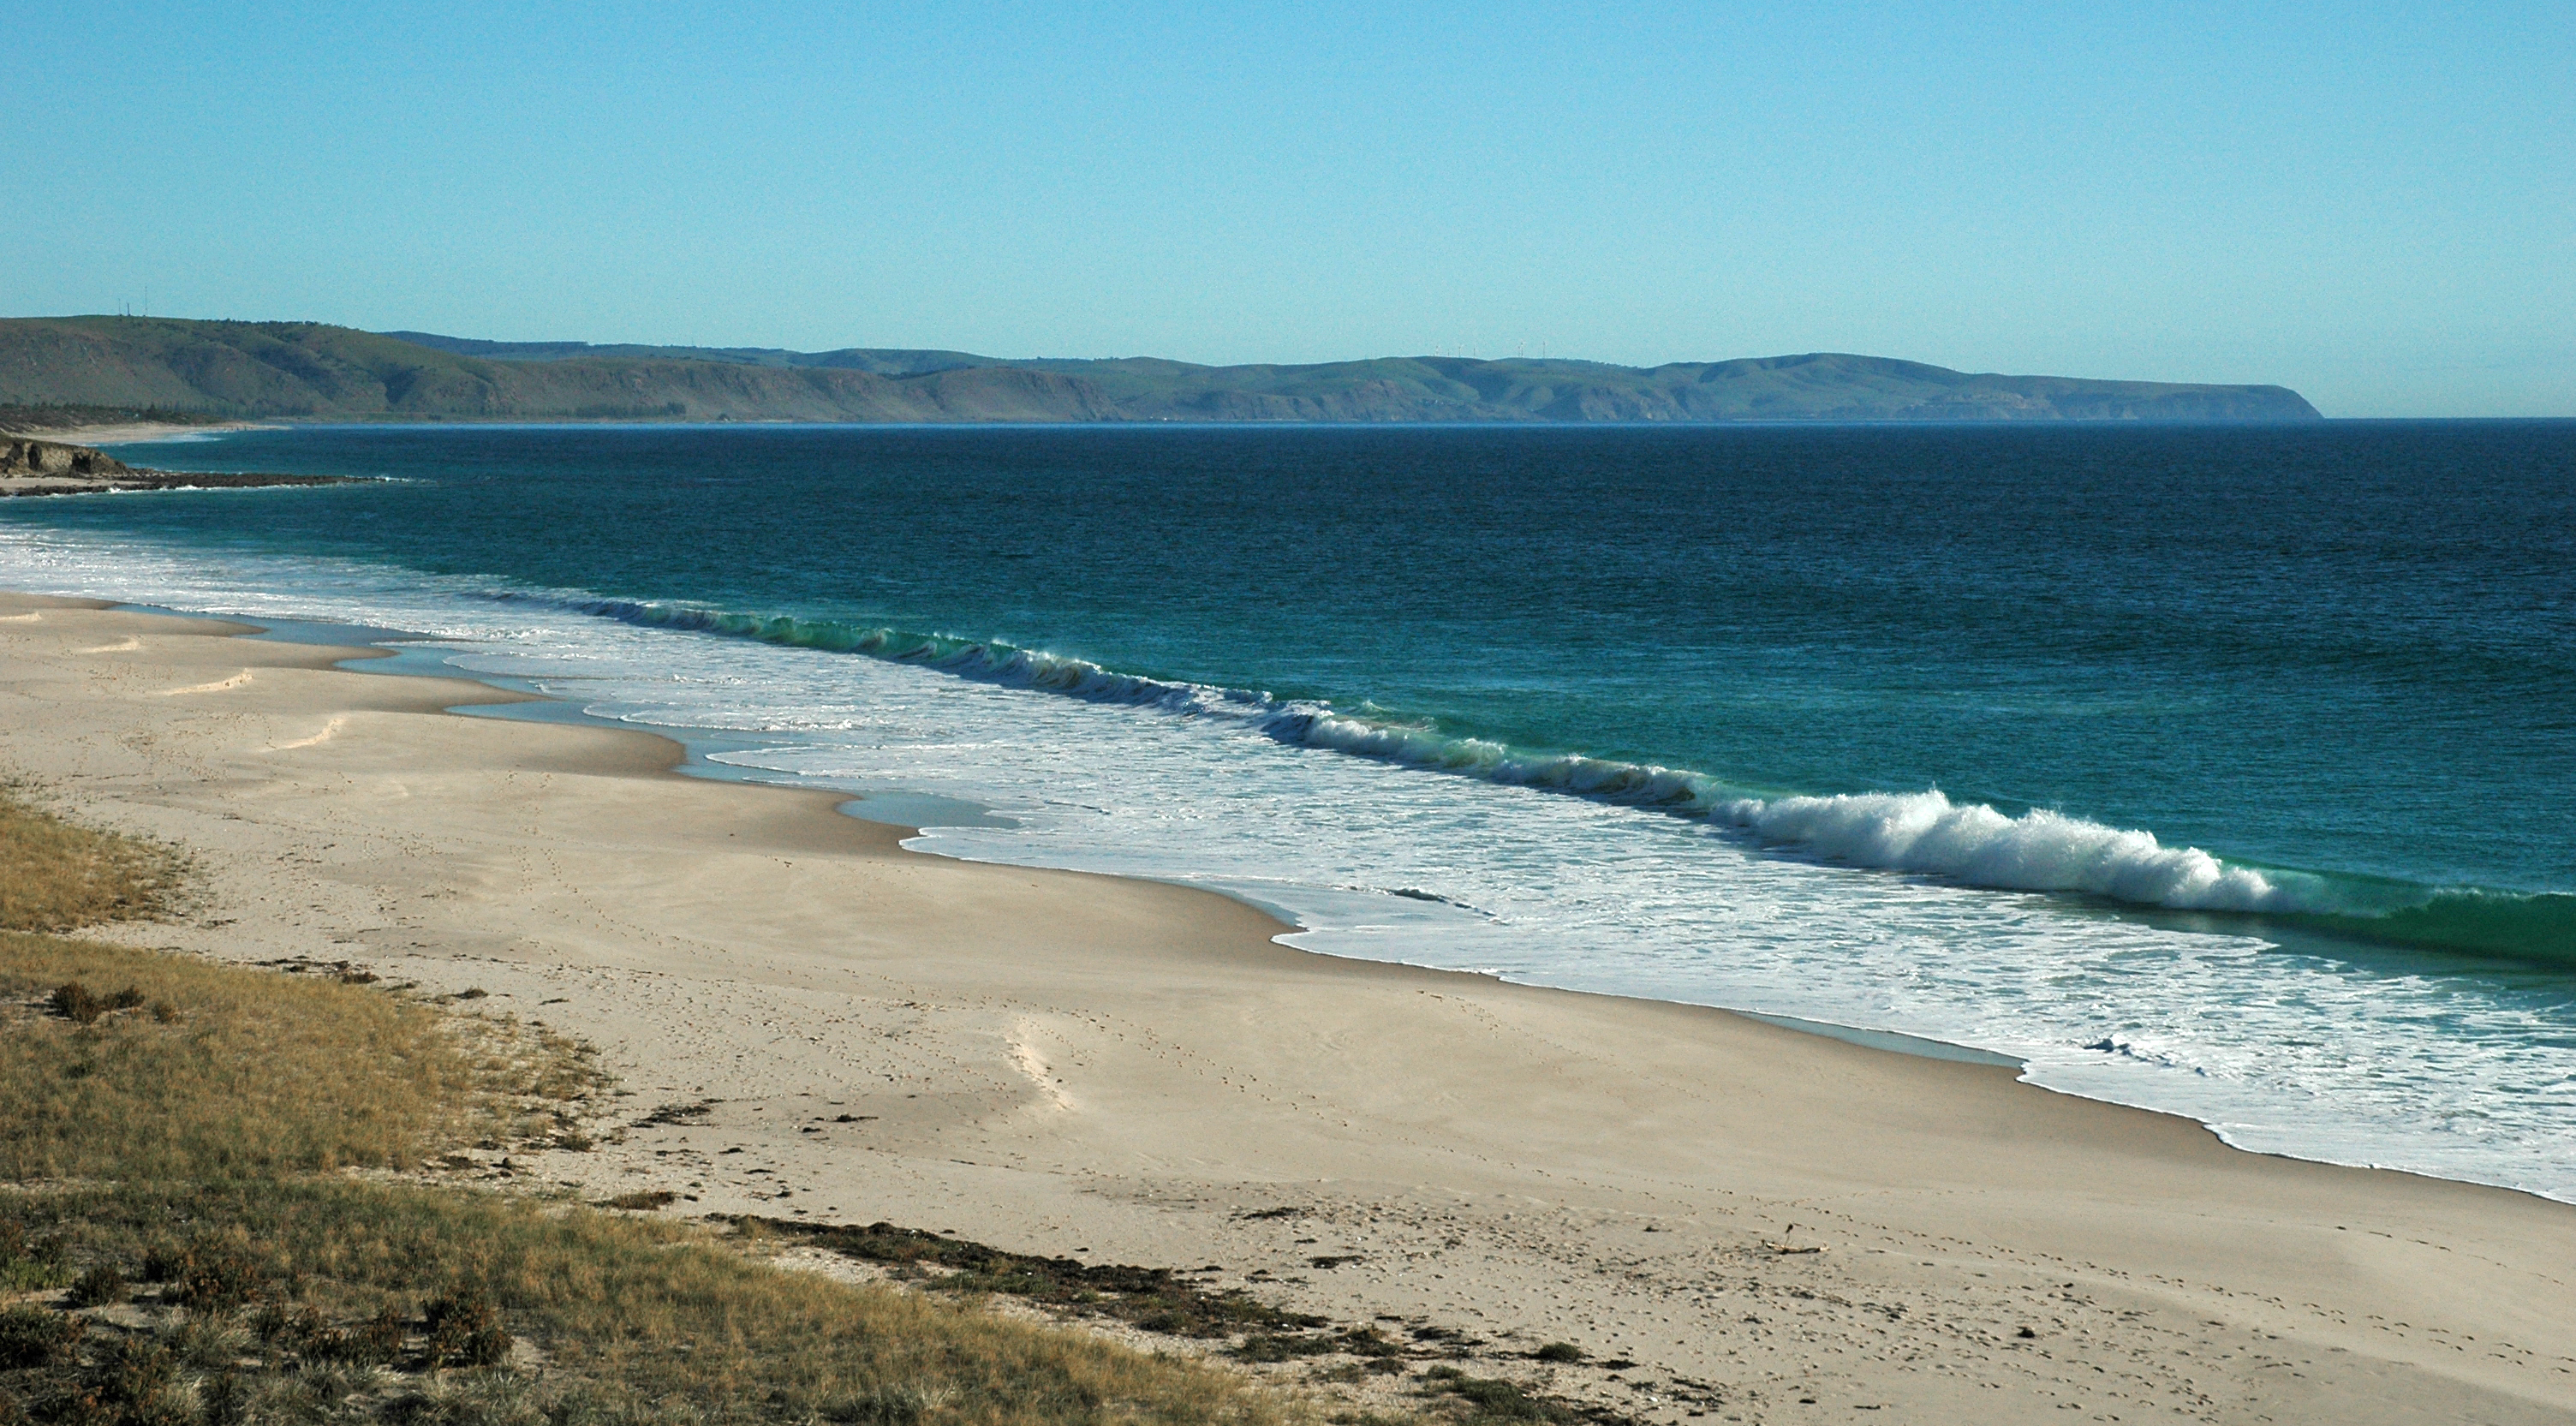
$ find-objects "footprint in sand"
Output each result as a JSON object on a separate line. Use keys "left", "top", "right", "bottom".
{"left": 1009, "top": 1026, "right": 1076, "bottom": 1112}
{"left": 269, "top": 715, "right": 348, "bottom": 751}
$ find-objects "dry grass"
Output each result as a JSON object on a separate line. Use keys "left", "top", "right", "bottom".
{"left": 0, "top": 932, "right": 480, "bottom": 1181}
{"left": 458, "top": 1015, "right": 617, "bottom": 1153}
{"left": 3, "top": 1182, "right": 1290, "bottom": 1426}
{"left": 0, "top": 788, "right": 186, "bottom": 934}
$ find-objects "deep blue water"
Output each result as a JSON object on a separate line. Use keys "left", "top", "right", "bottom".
{"left": 4, "top": 420, "right": 2573, "bottom": 1193}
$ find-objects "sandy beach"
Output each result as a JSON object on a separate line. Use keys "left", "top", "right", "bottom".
{"left": 0, "top": 421, "right": 279, "bottom": 445}
{"left": 2, "top": 591, "right": 2569, "bottom": 1424}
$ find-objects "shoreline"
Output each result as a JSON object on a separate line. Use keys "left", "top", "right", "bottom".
{"left": 0, "top": 420, "right": 280, "bottom": 445}
{"left": 413, "top": 612, "right": 2569, "bottom": 1204}
{"left": 0, "top": 471, "right": 370, "bottom": 498}
{"left": 75, "top": 600, "right": 2550, "bottom": 1197}
{"left": 3, "top": 591, "right": 2573, "bottom": 1422}
{"left": 244, "top": 612, "right": 2157, "bottom": 1110}
{"left": 403, "top": 626, "right": 2036, "bottom": 1078}
{"left": 138, "top": 599, "right": 2060, "bottom": 1093}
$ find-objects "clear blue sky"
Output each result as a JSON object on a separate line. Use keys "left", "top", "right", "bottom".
{"left": 4, "top": 3, "right": 2568, "bottom": 415}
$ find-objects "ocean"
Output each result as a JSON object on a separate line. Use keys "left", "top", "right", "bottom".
{"left": 3, "top": 421, "right": 2570, "bottom": 1197}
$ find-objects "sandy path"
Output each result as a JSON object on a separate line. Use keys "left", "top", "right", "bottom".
{"left": 3, "top": 594, "right": 2568, "bottom": 1424}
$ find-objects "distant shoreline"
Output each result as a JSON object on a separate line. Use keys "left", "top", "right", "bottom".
{"left": 26, "top": 412, "right": 2360, "bottom": 438}
{"left": 21, "top": 419, "right": 280, "bottom": 445}
{"left": 0, "top": 315, "right": 2327, "bottom": 424}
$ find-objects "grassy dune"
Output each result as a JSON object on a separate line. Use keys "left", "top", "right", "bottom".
{"left": 0, "top": 934, "right": 478, "bottom": 1182}
{"left": 0, "top": 787, "right": 1293, "bottom": 1426}
{"left": 0, "top": 792, "right": 187, "bottom": 936}
{"left": 0, "top": 1181, "right": 1284, "bottom": 1426}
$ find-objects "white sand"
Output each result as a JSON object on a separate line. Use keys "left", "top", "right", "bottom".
{"left": 3, "top": 421, "right": 277, "bottom": 445}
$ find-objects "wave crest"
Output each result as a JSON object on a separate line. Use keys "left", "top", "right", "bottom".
{"left": 543, "top": 594, "right": 2572, "bottom": 943}
{"left": 1714, "top": 791, "right": 2305, "bottom": 911}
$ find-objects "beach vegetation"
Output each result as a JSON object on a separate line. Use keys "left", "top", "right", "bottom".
{"left": 1414, "top": 1368, "right": 1581, "bottom": 1424}
{"left": 0, "top": 929, "right": 479, "bottom": 1181}
{"left": 3, "top": 1172, "right": 1295, "bottom": 1425}
{"left": 0, "top": 795, "right": 1303, "bottom": 1426}
{"left": 742, "top": 1218, "right": 1337, "bottom": 1344}
{"left": 0, "top": 788, "right": 188, "bottom": 934}
{"left": 0, "top": 403, "right": 230, "bottom": 435}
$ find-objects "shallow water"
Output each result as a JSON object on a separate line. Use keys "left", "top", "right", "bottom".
{"left": 3, "top": 421, "right": 2570, "bottom": 1197}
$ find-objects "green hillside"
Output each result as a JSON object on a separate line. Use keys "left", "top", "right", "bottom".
{"left": 0, "top": 317, "right": 2322, "bottom": 423}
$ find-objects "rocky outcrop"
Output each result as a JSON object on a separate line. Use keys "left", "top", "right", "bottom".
{"left": 0, "top": 434, "right": 358, "bottom": 498}
{"left": 0, "top": 437, "right": 130, "bottom": 477}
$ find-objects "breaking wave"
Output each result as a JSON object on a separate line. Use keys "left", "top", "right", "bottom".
{"left": 548, "top": 594, "right": 2557, "bottom": 959}
{"left": 1709, "top": 791, "right": 2311, "bottom": 911}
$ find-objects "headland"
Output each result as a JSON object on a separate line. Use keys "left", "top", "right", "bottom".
{"left": 0, "top": 317, "right": 2323, "bottom": 425}
{"left": 0, "top": 433, "right": 358, "bottom": 498}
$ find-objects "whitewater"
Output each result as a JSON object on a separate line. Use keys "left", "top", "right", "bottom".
{"left": 582, "top": 595, "right": 2319, "bottom": 914}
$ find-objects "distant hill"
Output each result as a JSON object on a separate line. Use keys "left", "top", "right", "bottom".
{"left": 376, "top": 331, "right": 994, "bottom": 378}
{"left": 0, "top": 317, "right": 2323, "bottom": 424}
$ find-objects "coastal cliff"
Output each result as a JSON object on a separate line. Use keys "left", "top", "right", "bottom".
{"left": 0, "top": 317, "right": 2324, "bottom": 424}
{"left": 0, "top": 435, "right": 130, "bottom": 477}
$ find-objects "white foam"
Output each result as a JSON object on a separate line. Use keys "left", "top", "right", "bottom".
{"left": 1717, "top": 791, "right": 2313, "bottom": 911}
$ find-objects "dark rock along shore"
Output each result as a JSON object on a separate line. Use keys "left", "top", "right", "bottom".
{"left": 0, "top": 435, "right": 354, "bottom": 496}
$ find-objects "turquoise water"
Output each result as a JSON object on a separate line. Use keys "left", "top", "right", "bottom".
{"left": 3, "top": 421, "right": 2571, "bottom": 1194}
